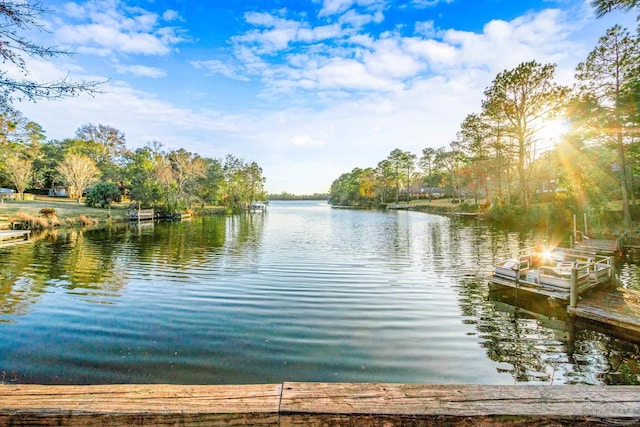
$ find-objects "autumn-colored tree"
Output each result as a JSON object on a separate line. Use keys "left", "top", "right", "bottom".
{"left": 3, "top": 155, "right": 32, "bottom": 199}
{"left": 169, "top": 148, "right": 207, "bottom": 209}
{"left": 57, "top": 153, "right": 100, "bottom": 204}
{"left": 75, "top": 123, "right": 127, "bottom": 182}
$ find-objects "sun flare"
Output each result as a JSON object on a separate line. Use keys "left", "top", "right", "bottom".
{"left": 537, "top": 118, "right": 570, "bottom": 144}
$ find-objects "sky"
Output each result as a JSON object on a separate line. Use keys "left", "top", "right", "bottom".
{"left": 12, "top": 0, "right": 638, "bottom": 194}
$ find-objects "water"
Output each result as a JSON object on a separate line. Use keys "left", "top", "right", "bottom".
{"left": 0, "top": 201, "right": 638, "bottom": 385}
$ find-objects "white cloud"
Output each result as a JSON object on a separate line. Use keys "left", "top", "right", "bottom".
{"left": 414, "top": 20, "right": 437, "bottom": 37}
{"left": 217, "top": 4, "right": 581, "bottom": 97}
{"left": 339, "top": 10, "right": 377, "bottom": 28}
{"left": 234, "top": 14, "right": 301, "bottom": 54}
{"left": 245, "top": 11, "right": 279, "bottom": 27}
{"left": 113, "top": 63, "right": 167, "bottom": 78}
{"left": 412, "top": 0, "right": 454, "bottom": 7}
{"left": 319, "top": 0, "right": 358, "bottom": 16}
{"left": 290, "top": 135, "right": 326, "bottom": 147}
{"left": 162, "top": 10, "right": 182, "bottom": 22}
{"left": 55, "top": 0, "right": 188, "bottom": 56}
{"left": 310, "top": 57, "right": 403, "bottom": 91}
{"left": 319, "top": 0, "right": 387, "bottom": 16}
{"left": 363, "top": 37, "right": 425, "bottom": 79}
{"left": 62, "top": 2, "right": 87, "bottom": 19}
{"left": 403, "top": 37, "right": 457, "bottom": 66}
{"left": 191, "top": 60, "right": 251, "bottom": 81}
{"left": 298, "top": 24, "right": 344, "bottom": 42}
{"left": 57, "top": 24, "right": 175, "bottom": 55}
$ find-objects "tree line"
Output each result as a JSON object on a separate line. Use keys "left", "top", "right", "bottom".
{"left": 0, "top": 117, "right": 267, "bottom": 211}
{"left": 0, "top": 2, "right": 266, "bottom": 212}
{"left": 330, "top": 16, "right": 640, "bottom": 227}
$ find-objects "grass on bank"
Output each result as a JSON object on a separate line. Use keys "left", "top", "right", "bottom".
{"left": 0, "top": 197, "right": 231, "bottom": 229}
{"left": 0, "top": 197, "right": 129, "bottom": 224}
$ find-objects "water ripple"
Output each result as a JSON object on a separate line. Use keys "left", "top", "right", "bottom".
{"left": 0, "top": 202, "right": 638, "bottom": 385}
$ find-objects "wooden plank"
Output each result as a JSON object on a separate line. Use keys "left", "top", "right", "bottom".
{"left": 569, "top": 288, "right": 640, "bottom": 334}
{"left": 1, "top": 383, "right": 640, "bottom": 426}
{"left": 129, "top": 208, "right": 154, "bottom": 221}
{"left": 280, "top": 382, "right": 640, "bottom": 426}
{"left": 0, "top": 230, "right": 30, "bottom": 248}
{"left": 574, "top": 239, "right": 620, "bottom": 256}
{"left": 0, "top": 384, "right": 281, "bottom": 426}
{"left": 0, "top": 230, "right": 30, "bottom": 239}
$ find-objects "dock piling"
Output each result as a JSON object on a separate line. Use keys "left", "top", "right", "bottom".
{"left": 570, "top": 268, "right": 578, "bottom": 309}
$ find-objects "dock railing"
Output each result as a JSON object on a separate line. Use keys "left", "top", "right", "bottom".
{"left": 129, "top": 208, "right": 154, "bottom": 221}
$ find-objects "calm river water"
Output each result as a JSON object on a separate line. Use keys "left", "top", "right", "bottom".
{"left": 0, "top": 201, "right": 638, "bottom": 385}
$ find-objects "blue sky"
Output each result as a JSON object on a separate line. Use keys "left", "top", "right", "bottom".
{"left": 15, "top": 0, "right": 637, "bottom": 194}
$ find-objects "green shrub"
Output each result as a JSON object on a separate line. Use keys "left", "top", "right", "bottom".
{"left": 459, "top": 201, "right": 477, "bottom": 212}
{"left": 485, "top": 203, "right": 525, "bottom": 225}
{"left": 526, "top": 204, "right": 548, "bottom": 227}
{"left": 86, "top": 183, "right": 122, "bottom": 208}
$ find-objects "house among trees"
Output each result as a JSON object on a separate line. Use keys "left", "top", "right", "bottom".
{"left": 0, "top": 188, "right": 16, "bottom": 199}
{"left": 419, "top": 187, "right": 447, "bottom": 199}
{"left": 48, "top": 186, "right": 69, "bottom": 197}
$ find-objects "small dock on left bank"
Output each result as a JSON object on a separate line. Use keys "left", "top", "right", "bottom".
{"left": 129, "top": 208, "right": 154, "bottom": 221}
{"left": 0, "top": 382, "right": 639, "bottom": 426}
{"left": 0, "top": 230, "right": 30, "bottom": 248}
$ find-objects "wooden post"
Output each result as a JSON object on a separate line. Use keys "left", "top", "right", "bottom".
{"left": 570, "top": 268, "right": 578, "bottom": 309}
{"left": 573, "top": 214, "right": 577, "bottom": 242}
{"left": 583, "top": 212, "right": 588, "bottom": 238}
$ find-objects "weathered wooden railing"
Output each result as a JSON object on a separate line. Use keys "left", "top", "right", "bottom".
{"left": 128, "top": 208, "right": 154, "bottom": 221}
{"left": 0, "top": 382, "right": 638, "bottom": 426}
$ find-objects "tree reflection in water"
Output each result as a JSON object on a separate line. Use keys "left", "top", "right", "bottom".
{"left": 0, "top": 214, "right": 264, "bottom": 320}
{"left": 454, "top": 275, "right": 640, "bottom": 385}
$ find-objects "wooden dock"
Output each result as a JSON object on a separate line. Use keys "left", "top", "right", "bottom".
{"left": 386, "top": 203, "right": 410, "bottom": 210}
{"left": 568, "top": 287, "right": 640, "bottom": 335}
{"left": 129, "top": 208, "right": 154, "bottom": 221}
{"left": 0, "top": 230, "right": 30, "bottom": 248}
{"left": 249, "top": 202, "right": 268, "bottom": 213}
{"left": 0, "top": 382, "right": 639, "bottom": 426}
{"left": 486, "top": 249, "right": 613, "bottom": 303}
{"left": 574, "top": 239, "right": 621, "bottom": 256}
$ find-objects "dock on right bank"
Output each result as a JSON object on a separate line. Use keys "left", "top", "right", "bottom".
{"left": 486, "top": 247, "right": 640, "bottom": 338}
{"left": 568, "top": 287, "right": 640, "bottom": 335}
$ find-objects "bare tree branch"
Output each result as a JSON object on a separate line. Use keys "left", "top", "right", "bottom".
{"left": 0, "top": 0, "right": 105, "bottom": 107}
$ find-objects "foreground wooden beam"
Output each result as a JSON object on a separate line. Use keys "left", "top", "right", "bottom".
{"left": 1, "top": 382, "right": 639, "bottom": 426}
{"left": 0, "top": 384, "right": 282, "bottom": 426}
{"left": 280, "top": 383, "right": 640, "bottom": 426}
